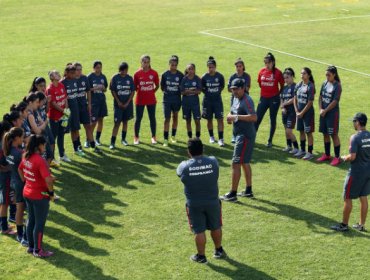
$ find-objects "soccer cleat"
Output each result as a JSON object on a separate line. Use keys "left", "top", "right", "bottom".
{"left": 209, "top": 136, "right": 216, "bottom": 144}
{"left": 121, "top": 140, "right": 129, "bottom": 146}
{"left": 50, "top": 159, "right": 60, "bottom": 168}
{"left": 27, "top": 247, "right": 34, "bottom": 254}
{"left": 84, "top": 141, "right": 90, "bottom": 148}
{"left": 213, "top": 248, "right": 227, "bottom": 259}
{"left": 95, "top": 139, "right": 102, "bottom": 146}
{"left": 54, "top": 194, "right": 60, "bottom": 201}
{"left": 17, "top": 236, "right": 29, "bottom": 247}
{"left": 330, "top": 223, "right": 349, "bottom": 232}
{"left": 190, "top": 254, "right": 207, "bottom": 264}
{"left": 134, "top": 137, "right": 140, "bottom": 145}
{"left": 170, "top": 136, "right": 177, "bottom": 144}
{"left": 330, "top": 157, "right": 341, "bottom": 166}
{"left": 93, "top": 147, "right": 103, "bottom": 154}
{"left": 219, "top": 191, "right": 237, "bottom": 202}
{"left": 109, "top": 144, "right": 115, "bottom": 150}
{"left": 218, "top": 139, "right": 225, "bottom": 147}
{"left": 317, "top": 154, "right": 332, "bottom": 162}
{"left": 74, "top": 150, "right": 85, "bottom": 157}
{"left": 163, "top": 140, "right": 168, "bottom": 147}
{"left": 1, "top": 228, "right": 17, "bottom": 235}
{"left": 282, "top": 146, "right": 291, "bottom": 152}
{"left": 294, "top": 150, "right": 305, "bottom": 158}
{"left": 237, "top": 190, "right": 254, "bottom": 198}
{"left": 352, "top": 223, "right": 365, "bottom": 232}
{"left": 266, "top": 141, "right": 272, "bottom": 148}
{"left": 60, "top": 155, "right": 72, "bottom": 163}
{"left": 231, "top": 136, "right": 236, "bottom": 144}
{"left": 33, "top": 249, "right": 54, "bottom": 258}
{"left": 8, "top": 216, "right": 16, "bottom": 224}
{"left": 151, "top": 137, "right": 157, "bottom": 144}
{"left": 289, "top": 148, "right": 299, "bottom": 154}
{"left": 302, "top": 152, "right": 314, "bottom": 161}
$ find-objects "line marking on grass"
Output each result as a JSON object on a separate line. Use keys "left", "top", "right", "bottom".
{"left": 199, "top": 14, "right": 370, "bottom": 77}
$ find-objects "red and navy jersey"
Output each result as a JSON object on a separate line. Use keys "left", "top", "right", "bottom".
{"left": 134, "top": 68, "right": 159, "bottom": 106}
{"left": 320, "top": 81, "right": 341, "bottom": 110}
{"left": 46, "top": 82, "right": 67, "bottom": 121}
{"left": 258, "top": 67, "right": 284, "bottom": 98}
{"left": 295, "top": 81, "right": 315, "bottom": 112}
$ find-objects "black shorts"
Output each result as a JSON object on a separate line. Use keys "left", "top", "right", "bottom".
{"left": 91, "top": 94, "right": 108, "bottom": 123}
{"left": 79, "top": 104, "right": 91, "bottom": 125}
{"left": 186, "top": 201, "right": 222, "bottom": 234}
{"left": 68, "top": 102, "right": 81, "bottom": 132}
{"left": 114, "top": 103, "right": 134, "bottom": 123}
{"left": 319, "top": 110, "right": 339, "bottom": 135}
{"left": 343, "top": 171, "right": 370, "bottom": 199}
{"left": 296, "top": 109, "right": 315, "bottom": 133}
{"left": 202, "top": 99, "right": 224, "bottom": 120}
{"left": 182, "top": 103, "right": 201, "bottom": 120}
{"left": 163, "top": 101, "right": 181, "bottom": 119}
{"left": 232, "top": 134, "right": 255, "bottom": 164}
{"left": 11, "top": 182, "right": 24, "bottom": 203}
{"left": 0, "top": 176, "right": 11, "bottom": 205}
{"left": 282, "top": 110, "right": 296, "bottom": 129}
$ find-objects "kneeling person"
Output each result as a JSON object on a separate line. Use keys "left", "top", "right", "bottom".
{"left": 177, "top": 138, "right": 226, "bottom": 264}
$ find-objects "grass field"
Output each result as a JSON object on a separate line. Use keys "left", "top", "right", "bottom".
{"left": 1, "top": 0, "right": 370, "bottom": 279}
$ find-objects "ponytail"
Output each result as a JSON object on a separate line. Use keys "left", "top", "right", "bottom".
{"left": 207, "top": 56, "right": 216, "bottom": 67}
{"left": 3, "top": 127, "right": 23, "bottom": 156}
{"left": 327, "top": 65, "right": 340, "bottom": 83}
{"left": 24, "top": 134, "right": 46, "bottom": 159}
{"left": 303, "top": 67, "right": 315, "bottom": 84}
{"left": 265, "top": 52, "right": 276, "bottom": 77}
{"left": 29, "top": 77, "right": 46, "bottom": 93}
{"left": 0, "top": 121, "right": 12, "bottom": 142}
{"left": 10, "top": 101, "right": 28, "bottom": 113}
{"left": 3, "top": 111, "right": 21, "bottom": 126}
{"left": 23, "top": 93, "right": 39, "bottom": 104}
{"left": 169, "top": 55, "right": 179, "bottom": 64}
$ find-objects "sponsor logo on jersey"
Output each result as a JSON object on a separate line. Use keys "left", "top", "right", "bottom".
{"left": 149, "top": 75, "right": 153, "bottom": 80}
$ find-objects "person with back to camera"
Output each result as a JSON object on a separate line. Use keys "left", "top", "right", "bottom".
{"left": 331, "top": 113, "right": 370, "bottom": 232}
{"left": 177, "top": 138, "right": 226, "bottom": 264}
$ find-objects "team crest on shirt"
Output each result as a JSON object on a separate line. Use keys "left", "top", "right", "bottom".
{"left": 197, "top": 160, "right": 202, "bottom": 163}
{"left": 82, "top": 82, "right": 85, "bottom": 86}
{"left": 101, "top": 79, "right": 104, "bottom": 83}
{"left": 215, "top": 78, "right": 219, "bottom": 83}
{"left": 74, "top": 83, "right": 77, "bottom": 87}
{"left": 126, "top": 80, "right": 130, "bottom": 85}
{"left": 192, "top": 82, "right": 196, "bottom": 86}
{"left": 175, "top": 77, "right": 179, "bottom": 81}
{"left": 149, "top": 75, "right": 153, "bottom": 80}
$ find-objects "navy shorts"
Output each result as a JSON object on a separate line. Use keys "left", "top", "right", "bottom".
{"left": 182, "top": 103, "right": 201, "bottom": 120}
{"left": 186, "top": 201, "right": 222, "bottom": 234}
{"left": 79, "top": 103, "right": 91, "bottom": 125}
{"left": 163, "top": 101, "right": 181, "bottom": 119}
{"left": 91, "top": 94, "right": 108, "bottom": 123}
{"left": 114, "top": 102, "right": 134, "bottom": 123}
{"left": 202, "top": 99, "right": 224, "bottom": 120}
{"left": 282, "top": 110, "right": 296, "bottom": 129}
{"left": 343, "top": 171, "right": 370, "bottom": 199}
{"left": 232, "top": 134, "right": 255, "bottom": 164}
{"left": 319, "top": 110, "right": 339, "bottom": 135}
{"left": 68, "top": 101, "right": 81, "bottom": 131}
{"left": 0, "top": 176, "right": 11, "bottom": 205}
{"left": 296, "top": 109, "right": 315, "bottom": 133}
{"left": 12, "top": 182, "right": 24, "bottom": 203}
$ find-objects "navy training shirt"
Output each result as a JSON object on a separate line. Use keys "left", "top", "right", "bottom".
{"left": 201, "top": 72, "right": 225, "bottom": 102}
{"left": 161, "top": 70, "right": 184, "bottom": 103}
{"left": 231, "top": 93, "right": 256, "bottom": 139}
{"left": 110, "top": 73, "right": 135, "bottom": 105}
{"left": 180, "top": 75, "right": 202, "bottom": 106}
{"left": 349, "top": 130, "right": 370, "bottom": 173}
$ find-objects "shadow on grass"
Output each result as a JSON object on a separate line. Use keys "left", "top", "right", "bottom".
{"left": 208, "top": 257, "right": 276, "bottom": 280}
{"left": 237, "top": 198, "right": 370, "bottom": 239}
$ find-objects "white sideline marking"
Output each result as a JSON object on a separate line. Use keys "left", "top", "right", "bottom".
{"left": 199, "top": 14, "right": 370, "bottom": 77}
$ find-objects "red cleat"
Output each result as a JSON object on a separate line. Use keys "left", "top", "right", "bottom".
{"left": 317, "top": 154, "right": 332, "bottom": 162}
{"left": 330, "top": 157, "right": 341, "bottom": 166}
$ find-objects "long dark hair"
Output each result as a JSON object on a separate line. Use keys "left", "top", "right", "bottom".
{"left": 265, "top": 52, "right": 276, "bottom": 76}
{"left": 23, "top": 93, "right": 39, "bottom": 104}
{"left": 184, "top": 63, "right": 196, "bottom": 76}
{"left": 10, "top": 101, "right": 28, "bottom": 113}
{"left": 0, "top": 121, "right": 12, "bottom": 141}
{"left": 24, "top": 134, "right": 46, "bottom": 159}
{"left": 303, "top": 67, "right": 315, "bottom": 84}
{"left": 283, "top": 67, "right": 295, "bottom": 78}
{"left": 35, "top": 91, "right": 46, "bottom": 102}
{"left": 327, "top": 65, "right": 340, "bottom": 83}
{"left": 29, "top": 77, "right": 46, "bottom": 93}
{"left": 3, "top": 127, "right": 23, "bottom": 156}
{"left": 3, "top": 111, "right": 21, "bottom": 126}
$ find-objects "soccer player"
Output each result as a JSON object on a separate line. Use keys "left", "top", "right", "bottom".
{"left": 317, "top": 66, "right": 342, "bottom": 166}
{"left": 133, "top": 55, "right": 159, "bottom": 145}
{"left": 18, "top": 135, "right": 56, "bottom": 257}
{"left": 293, "top": 67, "right": 315, "bottom": 160}
{"left": 256, "top": 52, "right": 284, "bottom": 147}
{"left": 177, "top": 138, "right": 226, "bottom": 263}
{"left": 87, "top": 61, "right": 108, "bottom": 146}
{"left": 180, "top": 63, "right": 202, "bottom": 139}
{"left": 46, "top": 70, "right": 70, "bottom": 162}
{"left": 280, "top": 68, "right": 299, "bottom": 153}
{"left": 29, "top": 77, "right": 47, "bottom": 94}
{"left": 161, "top": 55, "right": 184, "bottom": 147}
{"left": 220, "top": 79, "right": 257, "bottom": 202}
{"left": 331, "top": 113, "right": 370, "bottom": 232}
{"left": 3, "top": 127, "right": 27, "bottom": 245}
{"left": 74, "top": 62, "right": 102, "bottom": 154}
{"left": 201, "top": 56, "right": 225, "bottom": 146}
{"left": 227, "top": 58, "right": 251, "bottom": 144}
{"left": 109, "top": 62, "right": 135, "bottom": 149}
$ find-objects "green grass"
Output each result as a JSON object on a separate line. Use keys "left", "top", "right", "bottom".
{"left": 1, "top": 0, "right": 370, "bottom": 279}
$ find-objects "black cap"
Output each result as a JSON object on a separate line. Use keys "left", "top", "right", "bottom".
{"left": 353, "top": 113, "right": 367, "bottom": 125}
{"left": 230, "top": 78, "right": 245, "bottom": 89}
{"left": 119, "top": 62, "right": 128, "bottom": 72}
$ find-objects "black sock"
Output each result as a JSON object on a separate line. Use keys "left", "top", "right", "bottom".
{"left": 77, "top": 136, "right": 81, "bottom": 147}
{"left": 287, "top": 139, "right": 292, "bottom": 147}
{"left": 9, "top": 204, "right": 16, "bottom": 217}
{"left": 17, "top": 225, "right": 23, "bottom": 239}
{"left": 90, "top": 141, "right": 96, "bottom": 148}
{"left": 208, "top": 129, "right": 214, "bottom": 137}
{"left": 300, "top": 140, "right": 306, "bottom": 152}
{"left": 324, "top": 141, "right": 331, "bottom": 156}
{"left": 73, "top": 140, "right": 79, "bottom": 151}
{"left": 292, "top": 141, "right": 299, "bottom": 149}
{"left": 121, "top": 131, "right": 127, "bottom": 141}
{"left": 23, "top": 225, "right": 27, "bottom": 240}
{"left": 198, "top": 254, "right": 206, "bottom": 258}
{"left": 308, "top": 145, "right": 313, "bottom": 154}
{"left": 171, "top": 129, "right": 177, "bottom": 137}
{"left": 246, "top": 186, "right": 252, "bottom": 193}
{"left": 341, "top": 222, "right": 348, "bottom": 227}
{"left": 96, "top": 131, "right": 101, "bottom": 140}
{"left": 187, "top": 131, "right": 192, "bottom": 138}
{"left": 196, "top": 131, "right": 201, "bottom": 138}
{"left": 334, "top": 145, "right": 340, "bottom": 158}
{"left": 216, "top": 246, "right": 223, "bottom": 252}
{"left": 0, "top": 216, "right": 8, "bottom": 231}
{"left": 164, "top": 131, "right": 169, "bottom": 140}
{"left": 111, "top": 136, "right": 116, "bottom": 145}
{"left": 230, "top": 190, "right": 237, "bottom": 196}
{"left": 218, "top": 131, "right": 224, "bottom": 140}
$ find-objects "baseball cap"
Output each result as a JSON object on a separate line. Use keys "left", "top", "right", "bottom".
{"left": 353, "top": 113, "right": 367, "bottom": 125}
{"left": 230, "top": 78, "right": 245, "bottom": 89}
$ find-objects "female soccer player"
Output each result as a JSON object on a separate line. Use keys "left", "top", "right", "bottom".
{"left": 133, "top": 55, "right": 159, "bottom": 144}
{"left": 280, "top": 68, "right": 299, "bottom": 153}
{"left": 3, "top": 111, "right": 23, "bottom": 128}
{"left": 161, "top": 55, "right": 184, "bottom": 146}
{"left": 293, "top": 67, "right": 315, "bottom": 160}
{"left": 3, "top": 127, "right": 27, "bottom": 244}
{"left": 87, "top": 61, "right": 108, "bottom": 146}
{"left": 256, "top": 52, "right": 284, "bottom": 147}
{"left": 180, "top": 63, "right": 202, "bottom": 139}
{"left": 46, "top": 70, "right": 70, "bottom": 162}
{"left": 29, "top": 77, "right": 47, "bottom": 94}
{"left": 109, "top": 62, "right": 135, "bottom": 149}
{"left": 227, "top": 58, "right": 252, "bottom": 144}
{"left": 317, "top": 66, "right": 342, "bottom": 166}
{"left": 201, "top": 56, "right": 225, "bottom": 146}
{"left": 19, "top": 135, "right": 55, "bottom": 257}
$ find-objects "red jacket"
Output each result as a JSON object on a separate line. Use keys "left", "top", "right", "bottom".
{"left": 257, "top": 67, "right": 284, "bottom": 98}
{"left": 134, "top": 68, "right": 159, "bottom": 105}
